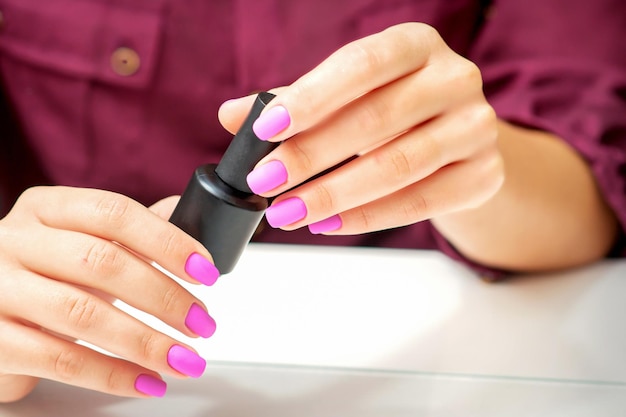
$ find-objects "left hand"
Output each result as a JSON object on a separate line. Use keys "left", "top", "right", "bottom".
{"left": 219, "top": 22, "right": 504, "bottom": 235}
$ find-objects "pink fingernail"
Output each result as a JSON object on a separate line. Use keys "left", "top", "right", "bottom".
{"left": 308, "top": 215, "right": 342, "bottom": 234}
{"left": 253, "top": 106, "right": 291, "bottom": 140}
{"left": 135, "top": 374, "right": 167, "bottom": 397}
{"left": 185, "top": 303, "right": 216, "bottom": 338}
{"left": 265, "top": 197, "right": 307, "bottom": 228}
{"left": 185, "top": 253, "right": 220, "bottom": 285}
{"left": 167, "top": 345, "right": 206, "bottom": 378}
{"left": 247, "top": 160, "right": 288, "bottom": 194}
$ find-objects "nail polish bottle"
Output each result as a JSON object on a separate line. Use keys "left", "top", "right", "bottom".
{"left": 169, "top": 92, "right": 278, "bottom": 274}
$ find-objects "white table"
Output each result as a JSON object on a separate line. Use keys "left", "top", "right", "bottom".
{"left": 3, "top": 243, "right": 626, "bottom": 416}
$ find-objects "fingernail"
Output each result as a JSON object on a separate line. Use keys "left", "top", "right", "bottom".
{"left": 167, "top": 345, "right": 206, "bottom": 378}
{"left": 135, "top": 374, "right": 167, "bottom": 397}
{"left": 308, "top": 215, "right": 342, "bottom": 234}
{"left": 253, "top": 105, "right": 291, "bottom": 140}
{"left": 185, "top": 253, "right": 220, "bottom": 285}
{"left": 265, "top": 197, "right": 307, "bottom": 228}
{"left": 185, "top": 303, "right": 216, "bottom": 338}
{"left": 247, "top": 160, "right": 288, "bottom": 194}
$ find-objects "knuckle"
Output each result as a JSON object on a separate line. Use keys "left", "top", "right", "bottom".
{"left": 138, "top": 331, "right": 162, "bottom": 362}
{"left": 309, "top": 182, "right": 336, "bottom": 213}
{"left": 53, "top": 349, "right": 84, "bottom": 382}
{"left": 81, "top": 240, "right": 124, "bottom": 276}
{"left": 422, "top": 132, "right": 446, "bottom": 169}
{"left": 395, "top": 22, "right": 443, "bottom": 54}
{"left": 64, "top": 294, "right": 100, "bottom": 331}
{"left": 355, "top": 100, "right": 392, "bottom": 135}
{"left": 287, "top": 139, "right": 314, "bottom": 173}
{"left": 474, "top": 104, "right": 498, "bottom": 132}
{"left": 458, "top": 59, "right": 483, "bottom": 90}
{"left": 103, "top": 367, "right": 124, "bottom": 393}
{"left": 411, "top": 22, "right": 441, "bottom": 46}
{"left": 17, "top": 186, "right": 43, "bottom": 202}
{"left": 93, "top": 193, "right": 132, "bottom": 228}
{"left": 12, "top": 186, "right": 46, "bottom": 211}
{"left": 390, "top": 21, "right": 432, "bottom": 37}
{"left": 352, "top": 205, "right": 375, "bottom": 231}
{"left": 378, "top": 148, "right": 414, "bottom": 184}
{"left": 443, "top": 58, "right": 483, "bottom": 96}
{"left": 403, "top": 192, "right": 430, "bottom": 221}
{"left": 289, "top": 80, "right": 320, "bottom": 117}
{"left": 479, "top": 107, "right": 499, "bottom": 145}
{"left": 465, "top": 104, "right": 498, "bottom": 146}
{"left": 160, "top": 285, "right": 185, "bottom": 316}
{"left": 157, "top": 229, "right": 183, "bottom": 257}
{"left": 344, "top": 41, "right": 385, "bottom": 76}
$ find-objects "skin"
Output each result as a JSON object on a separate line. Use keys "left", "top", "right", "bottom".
{"left": 432, "top": 121, "right": 617, "bottom": 272}
{"left": 219, "top": 22, "right": 617, "bottom": 272}
{"left": 0, "top": 192, "right": 200, "bottom": 402}
{"left": 0, "top": 22, "right": 618, "bottom": 402}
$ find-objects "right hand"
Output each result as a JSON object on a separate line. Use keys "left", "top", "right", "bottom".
{"left": 0, "top": 186, "right": 220, "bottom": 402}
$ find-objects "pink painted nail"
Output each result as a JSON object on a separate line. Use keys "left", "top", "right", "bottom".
{"left": 308, "top": 215, "right": 342, "bottom": 234}
{"left": 167, "top": 345, "right": 206, "bottom": 378}
{"left": 135, "top": 374, "right": 167, "bottom": 397}
{"left": 247, "top": 160, "right": 288, "bottom": 194}
{"left": 253, "top": 106, "right": 291, "bottom": 140}
{"left": 265, "top": 197, "right": 307, "bottom": 228}
{"left": 185, "top": 253, "right": 220, "bottom": 285}
{"left": 185, "top": 303, "right": 216, "bottom": 338}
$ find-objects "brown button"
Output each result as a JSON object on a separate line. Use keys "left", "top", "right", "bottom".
{"left": 110, "top": 47, "right": 140, "bottom": 77}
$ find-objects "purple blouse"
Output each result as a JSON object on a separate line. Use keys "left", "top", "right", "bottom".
{"left": 0, "top": 0, "right": 625, "bottom": 278}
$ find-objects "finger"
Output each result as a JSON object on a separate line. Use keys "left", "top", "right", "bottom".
{"left": 1, "top": 272, "right": 208, "bottom": 380}
{"left": 0, "top": 373, "right": 39, "bottom": 403}
{"left": 14, "top": 187, "right": 220, "bottom": 286}
{"left": 218, "top": 87, "right": 288, "bottom": 134}
{"left": 247, "top": 59, "right": 483, "bottom": 197}
{"left": 218, "top": 94, "right": 257, "bottom": 134}
{"left": 262, "top": 104, "right": 497, "bottom": 230}
{"left": 149, "top": 195, "right": 181, "bottom": 220}
{"left": 319, "top": 150, "right": 504, "bottom": 235}
{"left": 250, "top": 23, "right": 444, "bottom": 141}
{"left": 12, "top": 225, "right": 216, "bottom": 339}
{"left": 0, "top": 320, "right": 167, "bottom": 398}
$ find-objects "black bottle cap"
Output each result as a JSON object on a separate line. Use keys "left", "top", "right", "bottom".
{"left": 169, "top": 92, "right": 279, "bottom": 274}
{"left": 215, "top": 91, "right": 278, "bottom": 194}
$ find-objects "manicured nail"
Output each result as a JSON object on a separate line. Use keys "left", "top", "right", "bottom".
{"left": 185, "top": 253, "right": 220, "bottom": 285}
{"left": 253, "top": 105, "right": 291, "bottom": 140}
{"left": 265, "top": 197, "right": 307, "bottom": 228}
{"left": 167, "top": 345, "right": 206, "bottom": 378}
{"left": 185, "top": 303, "right": 216, "bottom": 338}
{"left": 308, "top": 215, "right": 342, "bottom": 234}
{"left": 247, "top": 160, "right": 288, "bottom": 194}
{"left": 135, "top": 374, "right": 167, "bottom": 397}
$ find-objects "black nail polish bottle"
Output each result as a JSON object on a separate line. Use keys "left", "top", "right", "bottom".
{"left": 169, "top": 92, "right": 278, "bottom": 274}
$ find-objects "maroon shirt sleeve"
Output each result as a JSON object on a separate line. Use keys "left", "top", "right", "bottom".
{"left": 432, "top": 0, "right": 626, "bottom": 278}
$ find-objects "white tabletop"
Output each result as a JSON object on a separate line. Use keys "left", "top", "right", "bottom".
{"left": 3, "top": 243, "right": 626, "bottom": 416}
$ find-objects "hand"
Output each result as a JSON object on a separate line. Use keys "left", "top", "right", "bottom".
{"left": 219, "top": 22, "right": 503, "bottom": 235}
{"left": 0, "top": 187, "right": 220, "bottom": 402}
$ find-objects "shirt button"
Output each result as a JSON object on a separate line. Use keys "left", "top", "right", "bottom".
{"left": 110, "top": 47, "right": 141, "bottom": 77}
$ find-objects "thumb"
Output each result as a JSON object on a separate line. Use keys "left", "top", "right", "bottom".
{"left": 149, "top": 195, "right": 181, "bottom": 220}
{"left": 218, "top": 87, "right": 288, "bottom": 134}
